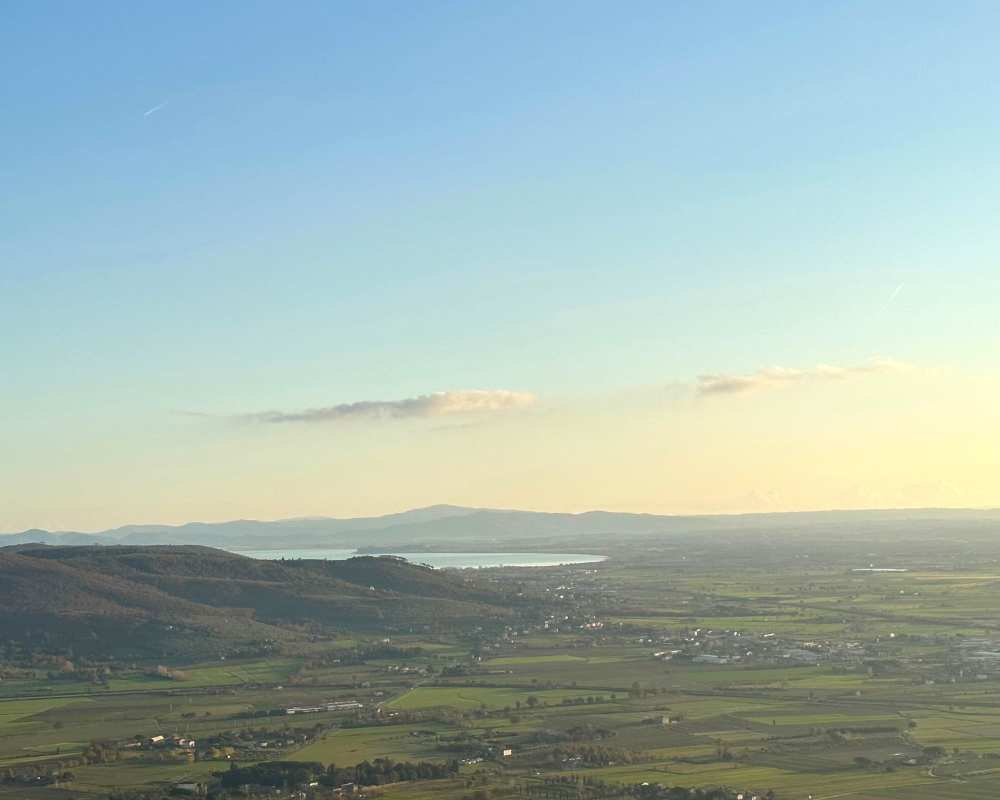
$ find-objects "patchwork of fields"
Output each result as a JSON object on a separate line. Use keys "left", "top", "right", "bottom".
{"left": 6, "top": 551, "right": 1000, "bottom": 798}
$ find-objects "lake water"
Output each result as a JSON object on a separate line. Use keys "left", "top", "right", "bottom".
{"left": 228, "top": 549, "right": 607, "bottom": 569}
{"left": 852, "top": 567, "right": 908, "bottom": 573}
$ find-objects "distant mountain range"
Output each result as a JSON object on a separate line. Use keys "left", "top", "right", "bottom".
{"left": 4, "top": 505, "right": 1000, "bottom": 552}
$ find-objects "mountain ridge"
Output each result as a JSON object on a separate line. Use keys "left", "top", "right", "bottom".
{"left": 4, "top": 505, "right": 1000, "bottom": 550}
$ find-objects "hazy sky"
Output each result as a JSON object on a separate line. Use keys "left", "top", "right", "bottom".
{"left": 3, "top": 2, "right": 999, "bottom": 531}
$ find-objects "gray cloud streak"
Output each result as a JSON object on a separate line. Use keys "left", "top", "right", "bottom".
{"left": 247, "top": 389, "right": 536, "bottom": 423}
{"left": 697, "top": 359, "right": 908, "bottom": 397}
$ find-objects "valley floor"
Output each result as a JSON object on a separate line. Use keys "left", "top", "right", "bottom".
{"left": 5, "top": 538, "right": 1000, "bottom": 799}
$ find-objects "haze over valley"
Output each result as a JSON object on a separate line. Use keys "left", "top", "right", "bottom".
{"left": 4, "top": 2, "right": 1000, "bottom": 799}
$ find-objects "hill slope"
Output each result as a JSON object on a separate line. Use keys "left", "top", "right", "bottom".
{"left": 0, "top": 545, "right": 514, "bottom": 658}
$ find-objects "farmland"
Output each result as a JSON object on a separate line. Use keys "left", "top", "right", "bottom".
{"left": 5, "top": 526, "right": 1000, "bottom": 799}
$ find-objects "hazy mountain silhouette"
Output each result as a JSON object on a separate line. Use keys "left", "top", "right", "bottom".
{"left": 4, "top": 505, "right": 999, "bottom": 550}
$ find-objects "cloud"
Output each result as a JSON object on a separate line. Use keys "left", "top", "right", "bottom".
{"left": 879, "top": 282, "right": 905, "bottom": 313}
{"left": 697, "top": 358, "right": 908, "bottom": 397}
{"left": 247, "top": 390, "right": 537, "bottom": 424}
{"left": 143, "top": 101, "right": 167, "bottom": 117}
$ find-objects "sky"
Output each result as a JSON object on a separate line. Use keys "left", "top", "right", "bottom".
{"left": 2, "top": 1, "right": 999, "bottom": 531}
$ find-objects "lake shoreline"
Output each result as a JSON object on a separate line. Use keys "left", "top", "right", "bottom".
{"left": 226, "top": 548, "right": 608, "bottom": 569}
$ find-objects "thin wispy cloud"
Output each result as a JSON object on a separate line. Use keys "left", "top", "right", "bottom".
{"left": 697, "top": 358, "right": 908, "bottom": 397}
{"left": 880, "top": 282, "right": 905, "bottom": 313}
{"left": 143, "top": 102, "right": 168, "bottom": 117}
{"left": 245, "top": 390, "right": 536, "bottom": 424}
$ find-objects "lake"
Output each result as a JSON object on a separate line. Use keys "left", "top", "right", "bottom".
{"left": 228, "top": 549, "right": 607, "bottom": 569}
{"left": 852, "top": 567, "right": 908, "bottom": 573}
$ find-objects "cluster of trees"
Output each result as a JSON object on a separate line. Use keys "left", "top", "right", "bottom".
{"left": 436, "top": 736, "right": 492, "bottom": 758}
{"left": 327, "top": 757, "right": 457, "bottom": 786}
{"left": 629, "top": 788, "right": 772, "bottom": 800}
{"left": 524, "top": 726, "right": 615, "bottom": 746}
{"left": 298, "top": 644, "right": 426, "bottom": 673}
{"left": 853, "top": 745, "right": 948, "bottom": 771}
{"left": 559, "top": 695, "right": 608, "bottom": 707}
{"left": 521, "top": 776, "right": 766, "bottom": 800}
{"left": 546, "top": 743, "right": 640, "bottom": 767}
{"left": 219, "top": 760, "right": 323, "bottom": 790}
{"left": 0, "top": 738, "right": 122, "bottom": 790}
{"left": 82, "top": 740, "right": 121, "bottom": 764}
{"left": 218, "top": 757, "right": 458, "bottom": 790}
{"left": 197, "top": 722, "right": 324, "bottom": 754}
{"left": 627, "top": 682, "right": 670, "bottom": 699}
{"left": 626, "top": 784, "right": 777, "bottom": 800}
{"left": 1, "top": 765, "right": 74, "bottom": 787}
{"left": 0, "top": 648, "right": 120, "bottom": 683}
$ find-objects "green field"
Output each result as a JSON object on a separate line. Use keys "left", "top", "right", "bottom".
{"left": 8, "top": 537, "right": 1000, "bottom": 799}
{"left": 293, "top": 722, "right": 454, "bottom": 764}
{"left": 387, "top": 686, "right": 608, "bottom": 711}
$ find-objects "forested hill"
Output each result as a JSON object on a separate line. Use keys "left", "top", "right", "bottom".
{"left": 0, "top": 545, "right": 515, "bottom": 657}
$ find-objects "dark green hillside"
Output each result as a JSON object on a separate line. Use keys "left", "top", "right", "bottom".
{"left": 0, "top": 546, "right": 515, "bottom": 657}
{"left": 0, "top": 549, "right": 211, "bottom": 618}
{"left": 304, "top": 554, "right": 503, "bottom": 602}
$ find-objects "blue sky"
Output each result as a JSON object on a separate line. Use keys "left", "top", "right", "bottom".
{"left": 3, "top": 2, "right": 999, "bottom": 529}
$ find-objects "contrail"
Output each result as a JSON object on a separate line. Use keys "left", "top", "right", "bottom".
{"left": 880, "top": 282, "right": 904, "bottom": 313}
{"left": 143, "top": 102, "right": 167, "bottom": 117}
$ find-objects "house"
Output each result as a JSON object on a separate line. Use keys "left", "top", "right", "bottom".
{"left": 325, "top": 701, "right": 364, "bottom": 712}
{"left": 693, "top": 654, "right": 729, "bottom": 665}
{"left": 782, "top": 648, "right": 821, "bottom": 664}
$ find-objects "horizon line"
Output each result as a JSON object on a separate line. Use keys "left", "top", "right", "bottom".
{"left": 3, "top": 502, "right": 999, "bottom": 537}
